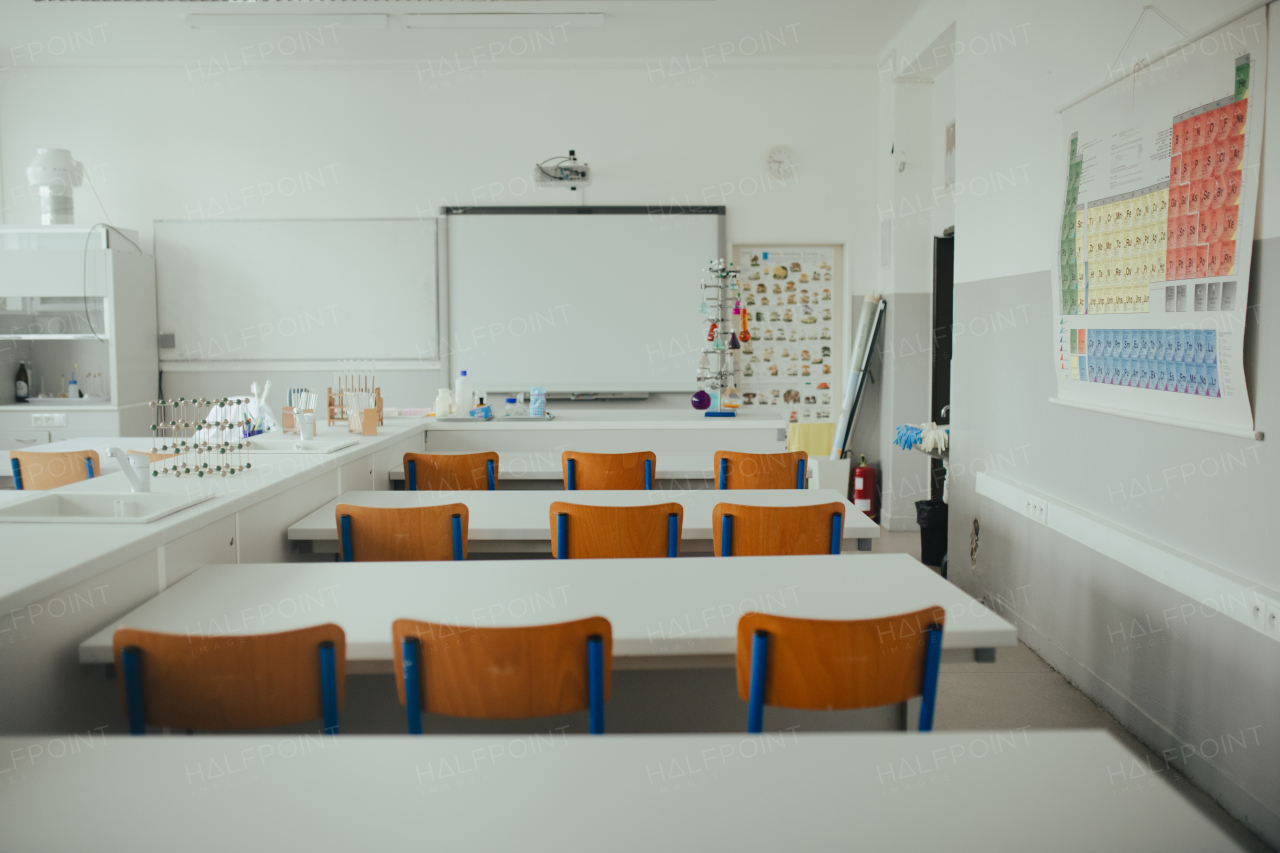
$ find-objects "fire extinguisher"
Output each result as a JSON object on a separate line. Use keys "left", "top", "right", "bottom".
{"left": 853, "top": 454, "right": 877, "bottom": 522}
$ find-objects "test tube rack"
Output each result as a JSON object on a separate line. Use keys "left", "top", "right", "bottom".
{"left": 327, "top": 366, "right": 383, "bottom": 430}
{"left": 699, "top": 258, "right": 742, "bottom": 417}
{"left": 148, "top": 397, "right": 253, "bottom": 478}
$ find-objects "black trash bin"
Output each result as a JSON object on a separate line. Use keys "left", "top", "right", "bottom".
{"left": 915, "top": 499, "right": 948, "bottom": 569}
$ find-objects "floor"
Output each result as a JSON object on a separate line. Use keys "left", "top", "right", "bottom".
{"left": 874, "top": 528, "right": 1273, "bottom": 852}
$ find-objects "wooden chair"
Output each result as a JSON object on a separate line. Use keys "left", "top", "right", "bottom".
{"left": 404, "top": 452, "right": 497, "bottom": 491}
{"left": 713, "top": 502, "right": 844, "bottom": 556}
{"left": 392, "top": 616, "right": 612, "bottom": 734}
{"left": 336, "top": 504, "right": 468, "bottom": 561}
{"left": 549, "top": 501, "right": 683, "bottom": 559}
{"left": 714, "top": 450, "right": 808, "bottom": 490}
{"left": 736, "top": 608, "right": 945, "bottom": 733}
{"left": 112, "top": 624, "right": 346, "bottom": 735}
{"left": 126, "top": 449, "right": 178, "bottom": 463}
{"left": 9, "top": 450, "right": 100, "bottom": 490}
{"left": 562, "top": 451, "right": 656, "bottom": 490}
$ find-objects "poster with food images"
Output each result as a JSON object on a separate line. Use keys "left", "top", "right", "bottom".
{"left": 1052, "top": 8, "right": 1264, "bottom": 438}
{"left": 733, "top": 245, "right": 842, "bottom": 423}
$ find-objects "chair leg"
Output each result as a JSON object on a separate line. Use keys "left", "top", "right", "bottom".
{"left": 122, "top": 646, "right": 145, "bottom": 736}
{"left": 451, "top": 514, "right": 463, "bottom": 560}
{"left": 918, "top": 625, "right": 943, "bottom": 731}
{"left": 340, "top": 515, "right": 354, "bottom": 562}
{"left": 403, "top": 637, "right": 423, "bottom": 735}
{"left": 486, "top": 459, "right": 495, "bottom": 491}
{"left": 407, "top": 460, "right": 417, "bottom": 491}
{"left": 796, "top": 458, "right": 806, "bottom": 489}
{"left": 829, "top": 513, "right": 843, "bottom": 555}
{"left": 557, "top": 513, "right": 569, "bottom": 559}
{"left": 747, "top": 631, "right": 768, "bottom": 733}
{"left": 587, "top": 636, "right": 604, "bottom": 735}
{"left": 720, "top": 514, "right": 732, "bottom": 557}
{"left": 10, "top": 458, "right": 22, "bottom": 491}
{"left": 644, "top": 458, "right": 653, "bottom": 490}
{"left": 719, "top": 457, "right": 727, "bottom": 490}
{"left": 319, "top": 641, "right": 339, "bottom": 735}
{"left": 85, "top": 457, "right": 94, "bottom": 479}
{"left": 667, "top": 514, "right": 678, "bottom": 558}
{"left": 566, "top": 458, "right": 576, "bottom": 491}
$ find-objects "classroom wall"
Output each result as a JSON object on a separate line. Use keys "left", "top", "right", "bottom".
{"left": 882, "top": 0, "right": 1280, "bottom": 842}
{"left": 0, "top": 62, "right": 880, "bottom": 421}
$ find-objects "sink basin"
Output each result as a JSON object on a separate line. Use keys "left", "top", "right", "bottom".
{"left": 245, "top": 437, "right": 358, "bottom": 454}
{"left": 0, "top": 492, "right": 214, "bottom": 524}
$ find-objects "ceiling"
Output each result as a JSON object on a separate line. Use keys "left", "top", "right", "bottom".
{"left": 0, "top": 0, "right": 921, "bottom": 66}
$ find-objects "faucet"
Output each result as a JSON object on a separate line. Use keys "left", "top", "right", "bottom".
{"left": 106, "top": 448, "right": 151, "bottom": 493}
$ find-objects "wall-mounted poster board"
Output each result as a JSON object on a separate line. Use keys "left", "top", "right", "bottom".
{"left": 732, "top": 244, "right": 843, "bottom": 423}
{"left": 1051, "top": 8, "right": 1265, "bottom": 440}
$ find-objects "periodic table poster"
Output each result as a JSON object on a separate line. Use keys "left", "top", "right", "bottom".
{"left": 733, "top": 244, "right": 843, "bottom": 423}
{"left": 1053, "top": 8, "right": 1264, "bottom": 437}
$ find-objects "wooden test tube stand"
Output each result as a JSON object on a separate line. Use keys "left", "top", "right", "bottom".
{"left": 327, "top": 386, "right": 384, "bottom": 433}
{"left": 281, "top": 408, "right": 316, "bottom": 437}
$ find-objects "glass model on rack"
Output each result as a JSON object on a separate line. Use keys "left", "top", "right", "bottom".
{"left": 695, "top": 259, "right": 742, "bottom": 417}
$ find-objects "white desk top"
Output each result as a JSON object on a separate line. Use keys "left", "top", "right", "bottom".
{"left": 0, "top": 731, "right": 1241, "bottom": 852}
{"left": 79, "top": 555, "right": 1012, "bottom": 663}
{"left": 288, "top": 488, "right": 878, "bottom": 543}
{"left": 389, "top": 450, "right": 732, "bottom": 481}
{"left": 0, "top": 422, "right": 426, "bottom": 613}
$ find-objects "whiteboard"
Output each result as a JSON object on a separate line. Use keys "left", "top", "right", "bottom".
{"left": 446, "top": 208, "right": 721, "bottom": 393}
{"left": 155, "top": 219, "right": 438, "bottom": 364}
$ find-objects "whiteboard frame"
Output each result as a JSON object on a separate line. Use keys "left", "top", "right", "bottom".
{"left": 440, "top": 205, "right": 726, "bottom": 394}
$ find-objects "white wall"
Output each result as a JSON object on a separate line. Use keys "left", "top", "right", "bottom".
{"left": 881, "top": 0, "right": 1280, "bottom": 843}
{"left": 0, "top": 61, "right": 880, "bottom": 408}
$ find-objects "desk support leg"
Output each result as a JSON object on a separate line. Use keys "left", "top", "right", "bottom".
{"left": 974, "top": 648, "right": 996, "bottom": 663}
{"left": 857, "top": 538, "right": 872, "bottom": 552}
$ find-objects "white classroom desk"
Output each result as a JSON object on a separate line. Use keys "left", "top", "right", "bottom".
{"left": 80, "top": 555, "right": 1013, "bottom": 669}
{"left": 387, "top": 449, "right": 740, "bottom": 486}
{"left": 287, "top": 488, "right": 880, "bottom": 554}
{"left": 0, "top": 731, "right": 1242, "bottom": 853}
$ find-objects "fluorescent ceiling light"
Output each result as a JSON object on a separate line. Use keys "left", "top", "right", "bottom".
{"left": 186, "top": 14, "right": 389, "bottom": 30}
{"left": 405, "top": 14, "right": 603, "bottom": 29}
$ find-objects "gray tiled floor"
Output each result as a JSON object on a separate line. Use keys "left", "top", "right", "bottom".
{"left": 877, "top": 527, "right": 1273, "bottom": 852}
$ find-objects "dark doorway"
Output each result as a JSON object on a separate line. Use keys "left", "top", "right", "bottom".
{"left": 930, "top": 233, "right": 954, "bottom": 501}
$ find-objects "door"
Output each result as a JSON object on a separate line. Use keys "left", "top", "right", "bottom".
{"left": 930, "top": 234, "right": 953, "bottom": 501}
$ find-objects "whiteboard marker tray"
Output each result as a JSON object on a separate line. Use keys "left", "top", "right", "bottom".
{"left": 245, "top": 437, "right": 359, "bottom": 454}
{"left": 0, "top": 492, "right": 214, "bottom": 524}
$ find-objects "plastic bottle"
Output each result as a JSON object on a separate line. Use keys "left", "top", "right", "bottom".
{"left": 454, "top": 370, "right": 474, "bottom": 412}
{"left": 434, "top": 388, "right": 455, "bottom": 416}
{"left": 504, "top": 397, "right": 518, "bottom": 418}
{"left": 68, "top": 364, "right": 78, "bottom": 399}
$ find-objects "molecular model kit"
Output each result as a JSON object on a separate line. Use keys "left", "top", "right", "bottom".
{"left": 148, "top": 397, "right": 254, "bottom": 478}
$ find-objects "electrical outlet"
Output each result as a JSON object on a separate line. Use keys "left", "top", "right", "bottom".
{"left": 30, "top": 414, "right": 53, "bottom": 427}
{"left": 52, "top": 414, "right": 66, "bottom": 428}
{"left": 1024, "top": 497, "right": 1048, "bottom": 524}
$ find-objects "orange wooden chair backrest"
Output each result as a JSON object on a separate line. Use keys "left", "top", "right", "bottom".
{"left": 9, "top": 449, "right": 101, "bottom": 490}
{"left": 712, "top": 502, "right": 845, "bottom": 556}
{"left": 392, "top": 616, "right": 612, "bottom": 719}
{"left": 549, "top": 501, "right": 683, "bottom": 558}
{"left": 335, "top": 503, "right": 468, "bottom": 561}
{"left": 403, "top": 452, "right": 498, "bottom": 491}
{"left": 561, "top": 451, "right": 656, "bottom": 490}
{"left": 736, "top": 608, "right": 946, "bottom": 710}
{"left": 112, "top": 624, "right": 346, "bottom": 731}
{"left": 714, "top": 450, "right": 808, "bottom": 489}
{"left": 126, "top": 449, "right": 177, "bottom": 463}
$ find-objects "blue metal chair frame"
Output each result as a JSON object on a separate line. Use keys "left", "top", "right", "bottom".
{"left": 340, "top": 513, "right": 464, "bottom": 561}
{"left": 406, "top": 458, "right": 495, "bottom": 492}
{"left": 719, "top": 511, "right": 843, "bottom": 556}
{"left": 9, "top": 455, "right": 94, "bottom": 490}
{"left": 121, "top": 640, "right": 341, "bottom": 736}
{"left": 556, "top": 512, "right": 679, "bottom": 559}
{"left": 401, "top": 634, "right": 605, "bottom": 735}
{"left": 717, "top": 456, "right": 806, "bottom": 490}
{"left": 745, "top": 623, "right": 944, "bottom": 734}
{"left": 566, "top": 457, "right": 652, "bottom": 490}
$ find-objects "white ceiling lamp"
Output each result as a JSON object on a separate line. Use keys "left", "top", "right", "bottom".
{"left": 186, "top": 14, "right": 389, "bottom": 30}
{"left": 405, "top": 14, "right": 603, "bottom": 29}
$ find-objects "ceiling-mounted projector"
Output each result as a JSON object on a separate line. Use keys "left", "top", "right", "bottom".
{"left": 535, "top": 150, "right": 590, "bottom": 190}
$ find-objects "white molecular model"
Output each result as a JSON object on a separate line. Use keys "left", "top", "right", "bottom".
{"left": 149, "top": 397, "right": 253, "bottom": 478}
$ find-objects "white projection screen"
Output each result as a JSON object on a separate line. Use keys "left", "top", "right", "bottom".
{"left": 444, "top": 207, "right": 723, "bottom": 394}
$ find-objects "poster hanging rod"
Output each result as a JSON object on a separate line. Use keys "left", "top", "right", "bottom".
{"left": 1048, "top": 397, "right": 1264, "bottom": 441}
{"left": 1056, "top": 0, "right": 1269, "bottom": 113}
